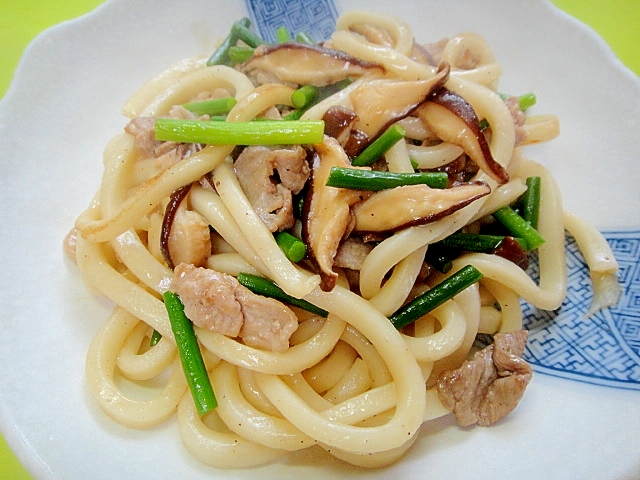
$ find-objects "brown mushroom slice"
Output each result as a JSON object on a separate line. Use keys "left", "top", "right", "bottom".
{"left": 353, "top": 181, "right": 490, "bottom": 233}
{"left": 322, "top": 106, "right": 370, "bottom": 158}
{"left": 348, "top": 62, "right": 449, "bottom": 138}
{"left": 241, "top": 43, "right": 385, "bottom": 87}
{"left": 417, "top": 87, "right": 509, "bottom": 184}
{"left": 160, "top": 184, "right": 211, "bottom": 269}
{"left": 322, "top": 106, "right": 358, "bottom": 145}
{"left": 302, "top": 136, "right": 366, "bottom": 291}
{"left": 159, "top": 184, "right": 212, "bottom": 270}
{"left": 167, "top": 207, "right": 212, "bottom": 269}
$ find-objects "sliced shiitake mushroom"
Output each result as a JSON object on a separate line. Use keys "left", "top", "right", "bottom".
{"left": 352, "top": 181, "right": 491, "bottom": 232}
{"left": 241, "top": 42, "right": 385, "bottom": 86}
{"left": 417, "top": 87, "right": 509, "bottom": 184}
{"left": 302, "top": 136, "right": 367, "bottom": 291}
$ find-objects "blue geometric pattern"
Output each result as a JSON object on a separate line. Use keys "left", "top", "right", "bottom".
{"left": 245, "top": 0, "right": 338, "bottom": 43}
{"left": 523, "top": 231, "right": 640, "bottom": 390}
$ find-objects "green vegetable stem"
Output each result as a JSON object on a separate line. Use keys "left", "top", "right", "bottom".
{"left": 521, "top": 176, "right": 541, "bottom": 229}
{"left": 352, "top": 124, "right": 406, "bottom": 166}
{"left": 237, "top": 273, "right": 328, "bottom": 318}
{"left": 492, "top": 205, "right": 545, "bottom": 250}
{"left": 182, "top": 97, "right": 237, "bottom": 117}
{"left": 154, "top": 119, "right": 325, "bottom": 145}
{"left": 325, "top": 166, "right": 448, "bottom": 190}
{"left": 389, "top": 265, "right": 483, "bottom": 329}
{"left": 207, "top": 17, "right": 251, "bottom": 66}
{"left": 231, "top": 20, "right": 264, "bottom": 48}
{"left": 228, "top": 46, "right": 255, "bottom": 64}
{"left": 275, "top": 231, "right": 307, "bottom": 263}
{"left": 438, "top": 233, "right": 527, "bottom": 252}
{"left": 291, "top": 85, "right": 319, "bottom": 109}
{"left": 163, "top": 291, "right": 217, "bottom": 415}
{"left": 276, "top": 26, "right": 292, "bottom": 43}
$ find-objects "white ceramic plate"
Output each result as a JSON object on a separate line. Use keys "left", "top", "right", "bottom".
{"left": 1, "top": 0, "right": 639, "bottom": 478}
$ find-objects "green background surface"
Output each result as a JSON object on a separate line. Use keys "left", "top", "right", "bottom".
{"left": 0, "top": 1, "right": 638, "bottom": 478}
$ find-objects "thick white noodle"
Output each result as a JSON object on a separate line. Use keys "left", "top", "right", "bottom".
{"left": 563, "top": 210, "right": 621, "bottom": 316}
{"left": 85, "top": 308, "right": 186, "bottom": 428}
{"left": 336, "top": 10, "right": 415, "bottom": 56}
{"left": 212, "top": 160, "right": 320, "bottom": 298}
{"left": 121, "top": 56, "right": 208, "bottom": 118}
{"left": 74, "top": 8, "right": 612, "bottom": 470}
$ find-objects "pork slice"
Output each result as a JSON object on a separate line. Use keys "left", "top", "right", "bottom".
{"left": 333, "top": 237, "right": 373, "bottom": 271}
{"left": 420, "top": 38, "right": 448, "bottom": 67}
{"left": 234, "top": 145, "right": 310, "bottom": 232}
{"left": 125, "top": 117, "right": 162, "bottom": 158}
{"left": 171, "top": 264, "right": 298, "bottom": 352}
{"left": 171, "top": 264, "right": 244, "bottom": 337}
{"left": 503, "top": 96, "right": 528, "bottom": 145}
{"left": 125, "top": 105, "right": 204, "bottom": 159}
{"left": 235, "top": 288, "right": 299, "bottom": 353}
{"left": 436, "top": 330, "right": 532, "bottom": 426}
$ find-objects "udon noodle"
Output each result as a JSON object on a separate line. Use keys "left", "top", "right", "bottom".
{"left": 66, "top": 10, "right": 620, "bottom": 469}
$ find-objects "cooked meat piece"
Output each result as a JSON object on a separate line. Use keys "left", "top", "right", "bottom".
{"left": 125, "top": 117, "right": 162, "bottom": 158}
{"left": 503, "top": 96, "right": 528, "bottom": 145}
{"left": 333, "top": 237, "right": 373, "bottom": 270}
{"left": 154, "top": 106, "right": 204, "bottom": 158}
{"left": 171, "top": 264, "right": 244, "bottom": 337}
{"left": 171, "top": 264, "right": 298, "bottom": 352}
{"left": 420, "top": 38, "right": 448, "bottom": 67}
{"left": 436, "top": 330, "right": 532, "bottom": 426}
{"left": 234, "top": 287, "right": 299, "bottom": 354}
{"left": 125, "top": 105, "right": 204, "bottom": 160}
{"left": 167, "top": 104, "right": 200, "bottom": 120}
{"left": 234, "top": 145, "right": 310, "bottom": 232}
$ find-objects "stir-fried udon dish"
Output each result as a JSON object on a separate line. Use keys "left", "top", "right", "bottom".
{"left": 65, "top": 10, "right": 621, "bottom": 469}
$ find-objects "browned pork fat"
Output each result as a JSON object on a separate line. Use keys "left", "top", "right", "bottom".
{"left": 436, "top": 330, "right": 532, "bottom": 426}
{"left": 171, "top": 264, "right": 298, "bottom": 352}
{"left": 234, "top": 145, "right": 310, "bottom": 232}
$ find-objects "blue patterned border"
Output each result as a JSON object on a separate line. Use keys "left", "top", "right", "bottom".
{"left": 245, "top": 0, "right": 338, "bottom": 43}
{"left": 523, "top": 231, "right": 640, "bottom": 390}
